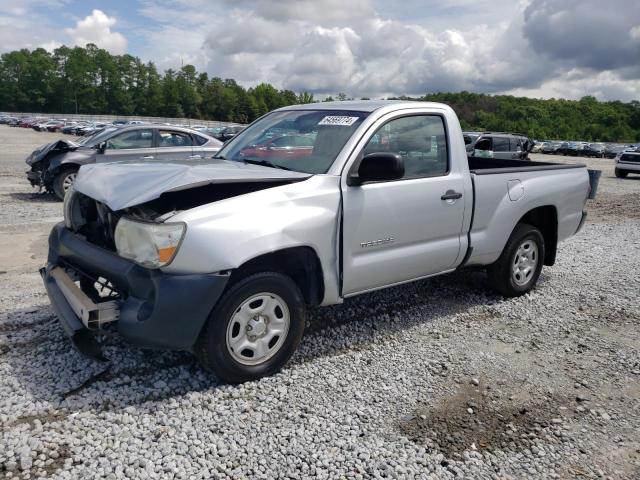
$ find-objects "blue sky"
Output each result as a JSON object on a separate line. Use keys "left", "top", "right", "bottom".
{"left": 1, "top": 0, "right": 639, "bottom": 101}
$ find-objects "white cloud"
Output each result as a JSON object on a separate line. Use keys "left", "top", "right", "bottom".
{"left": 2, "top": 0, "right": 640, "bottom": 102}
{"left": 65, "top": 9, "right": 127, "bottom": 54}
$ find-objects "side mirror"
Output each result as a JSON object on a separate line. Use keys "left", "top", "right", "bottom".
{"left": 96, "top": 142, "right": 106, "bottom": 153}
{"left": 348, "top": 152, "right": 404, "bottom": 186}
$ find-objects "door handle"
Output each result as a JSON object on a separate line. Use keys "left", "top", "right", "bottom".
{"left": 142, "top": 155, "right": 154, "bottom": 159}
{"left": 188, "top": 155, "right": 202, "bottom": 159}
{"left": 441, "top": 190, "right": 463, "bottom": 200}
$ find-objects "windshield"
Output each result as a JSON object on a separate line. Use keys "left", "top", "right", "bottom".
{"left": 77, "top": 127, "right": 119, "bottom": 146}
{"left": 216, "top": 110, "right": 369, "bottom": 174}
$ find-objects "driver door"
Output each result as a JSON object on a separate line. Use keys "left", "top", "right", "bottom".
{"left": 341, "top": 113, "right": 467, "bottom": 296}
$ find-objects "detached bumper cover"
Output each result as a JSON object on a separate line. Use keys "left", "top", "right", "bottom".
{"left": 42, "top": 223, "right": 229, "bottom": 357}
{"left": 27, "top": 169, "right": 44, "bottom": 187}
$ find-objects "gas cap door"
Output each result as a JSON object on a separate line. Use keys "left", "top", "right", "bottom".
{"left": 508, "top": 179, "right": 524, "bottom": 201}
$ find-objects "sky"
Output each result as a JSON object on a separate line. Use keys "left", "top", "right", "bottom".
{"left": 0, "top": 0, "right": 639, "bottom": 101}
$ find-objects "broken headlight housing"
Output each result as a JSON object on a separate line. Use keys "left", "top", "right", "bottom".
{"left": 114, "top": 217, "right": 186, "bottom": 268}
{"left": 63, "top": 186, "right": 86, "bottom": 231}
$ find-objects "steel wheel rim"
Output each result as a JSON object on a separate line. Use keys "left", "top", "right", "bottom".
{"left": 226, "top": 292, "right": 290, "bottom": 366}
{"left": 512, "top": 240, "right": 538, "bottom": 286}
{"left": 62, "top": 173, "right": 77, "bottom": 192}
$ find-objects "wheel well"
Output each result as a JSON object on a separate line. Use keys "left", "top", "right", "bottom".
{"left": 228, "top": 247, "right": 325, "bottom": 306}
{"left": 517, "top": 206, "right": 558, "bottom": 266}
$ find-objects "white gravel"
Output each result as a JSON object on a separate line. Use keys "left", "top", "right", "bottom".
{"left": 1, "top": 125, "right": 639, "bottom": 479}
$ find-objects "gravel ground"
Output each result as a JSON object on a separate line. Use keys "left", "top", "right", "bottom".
{"left": 1, "top": 125, "right": 639, "bottom": 479}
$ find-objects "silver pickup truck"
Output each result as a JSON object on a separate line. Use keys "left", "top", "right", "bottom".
{"left": 41, "top": 101, "right": 590, "bottom": 382}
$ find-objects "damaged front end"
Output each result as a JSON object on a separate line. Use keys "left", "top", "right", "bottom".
{"left": 25, "top": 139, "right": 79, "bottom": 189}
{"left": 43, "top": 161, "right": 311, "bottom": 360}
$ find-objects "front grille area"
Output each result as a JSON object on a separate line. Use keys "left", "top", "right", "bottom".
{"left": 58, "top": 258, "right": 123, "bottom": 302}
{"left": 74, "top": 193, "right": 120, "bottom": 251}
{"left": 620, "top": 153, "right": 640, "bottom": 163}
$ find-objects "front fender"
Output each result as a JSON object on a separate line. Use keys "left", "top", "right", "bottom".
{"left": 164, "top": 175, "right": 342, "bottom": 304}
{"left": 47, "top": 150, "right": 96, "bottom": 174}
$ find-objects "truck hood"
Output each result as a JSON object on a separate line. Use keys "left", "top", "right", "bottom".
{"left": 74, "top": 160, "right": 312, "bottom": 211}
{"left": 26, "top": 139, "right": 80, "bottom": 165}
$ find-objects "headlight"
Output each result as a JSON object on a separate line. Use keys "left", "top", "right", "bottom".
{"left": 114, "top": 217, "right": 186, "bottom": 268}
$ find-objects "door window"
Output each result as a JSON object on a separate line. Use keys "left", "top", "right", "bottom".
{"left": 362, "top": 115, "right": 448, "bottom": 178}
{"left": 193, "top": 134, "right": 208, "bottom": 146}
{"left": 493, "top": 137, "right": 510, "bottom": 152}
{"left": 105, "top": 129, "right": 153, "bottom": 149}
{"left": 158, "top": 130, "right": 194, "bottom": 148}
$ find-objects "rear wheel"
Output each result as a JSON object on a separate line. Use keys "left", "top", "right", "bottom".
{"left": 52, "top": 168, "right": 78, "bottom": 200}
{"left": 615, "top": 168, "right": 628, "bottom": 178}
{"left": 196, "top": 272, "right": 306, "bottom": 383}
{"left": 487, "top": 223, "right": 544, "bottom": 297}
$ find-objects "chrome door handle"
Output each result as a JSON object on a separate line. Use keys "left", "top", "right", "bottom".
{"left": 142, "top": 155, "right": 154, "bottom": 159}
{"left": 188, "top": 155, "right": 202, "bottom": 159}
{"left": 441, "top": 190, "right": 463, "bottom": 200}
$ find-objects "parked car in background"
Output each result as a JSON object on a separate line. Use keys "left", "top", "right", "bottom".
{"left": 33, "top": 120, "right": 59, "bottom": 131}
{"left": 196, "top": 126, "right": 224, "bottom": 138}
{"left": 582, "top": 143, "right": 605, "bottom": 158}
{"left": 465, "top": 132, "right": 533, "bottom": 160}
{"left": 239, "top": 134, "right": 315, "bottom": 160}
{"left": 26, "top": 124, "right": 223, "bottom": 199}
{"left": 215, "top": 125, "right": 245, "bottom": 142}
{"left": 21, "top": 117, "right": 47, "bottom": 128}
{"left": 77, "top": 123, "right": 108, "bottom": 136}
{"left": 63, "top": 122, "right": 89, "bottom": 134}
{"left": 541, "top": 142, "right": 559, "bottom": 154}
{"left": 530, "top": 141, "right": 544, "bottom": 153}
{"left": 112, "top": 120, "right": 127, "bottom": 126}
{"left": 0, "top": 115, "right": 18, "bottom": 124}
{"left": 604, "top": 144, "right": 626, "bottom": 159}
{"left": 615, "top": 146, "right": 640, "bottom": 178}
{"left": 556, "top": 142, "right": 584, "bottom": 156}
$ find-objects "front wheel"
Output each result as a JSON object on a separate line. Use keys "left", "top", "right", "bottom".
{"left": 196, "top": 272, "right": 306, "bottom": 383}
{"left": 487, "top": 223, "right": 545, "bottom": 297}
{"left": 615, "top": 168, "right": 628, "bottom": 178}
{"left": 52, "top": 168, "right": 78, "bottom": 200}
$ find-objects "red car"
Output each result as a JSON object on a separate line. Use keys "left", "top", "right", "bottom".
{"left": 240, "top": 134, "right": 314, "bottom": 160}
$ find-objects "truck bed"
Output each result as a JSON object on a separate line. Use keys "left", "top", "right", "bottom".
{"left": 468, "top": 156, "right": 585, "bottom": 174}
{"left": 465, "top": 156, "right": 589, "bottom": 268}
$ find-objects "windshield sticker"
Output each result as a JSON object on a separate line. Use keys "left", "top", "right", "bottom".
{"left": 318, "top": 116, "right": 359, "bottom": 127}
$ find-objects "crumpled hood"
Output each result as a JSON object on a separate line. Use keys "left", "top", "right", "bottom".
{"left": 74, "top": 159, "right": 312, "bottom": 211}
{"left": 26, "top": 139, "right": 79, "bottom": 165}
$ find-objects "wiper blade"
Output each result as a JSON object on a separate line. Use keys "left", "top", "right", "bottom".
{"left": 213, "top": 154, "right": 227, "bottom": 160}
{"left": 242, "top": 159, "right": 292, "bottom": 171}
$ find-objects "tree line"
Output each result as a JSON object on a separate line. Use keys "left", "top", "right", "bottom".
{"left": 1, "top": 45, "right": 639, "bottom": 141}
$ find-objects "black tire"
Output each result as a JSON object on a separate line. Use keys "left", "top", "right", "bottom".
{"left": 52, "top": 167, "right": 78, "bottom": 200}
{"left": 196, "top": 272, "right": 306, "bottom": 383}
{"left": 615, "top": 168, "right": 628, "bottom": 179}
{"left": 487, "top": 223, "right": 545, "bottom": 297}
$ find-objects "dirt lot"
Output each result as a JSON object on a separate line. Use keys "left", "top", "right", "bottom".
{"left": 0, "top": 125, "right": 639, "bottom": 479}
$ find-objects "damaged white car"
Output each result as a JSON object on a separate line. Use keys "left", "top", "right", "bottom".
{"left": 41, "top": 101, "right": 591, "bottom": 383}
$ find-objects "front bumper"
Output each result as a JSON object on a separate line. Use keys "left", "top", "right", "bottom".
{"left": 27, "top": 169, "right": 44, "bottom": 187}
{"left": 617, "top": 161, "right": 640, "bottom": 172}
{"left": 42, "top": 223, "right": 229, "bottom": 359}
